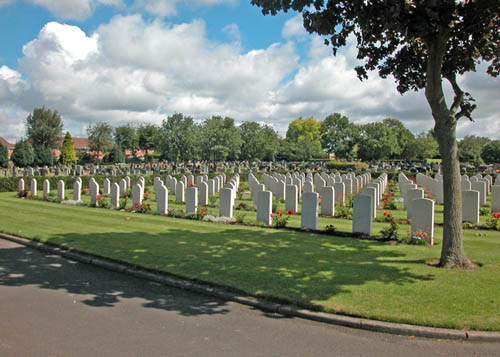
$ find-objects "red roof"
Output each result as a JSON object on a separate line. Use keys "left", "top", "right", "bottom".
{"left": 0, "top": 137, "right": 14, "bottom": 149}
{"left": 72, "top": 137, "right": 89, "bottom": 150}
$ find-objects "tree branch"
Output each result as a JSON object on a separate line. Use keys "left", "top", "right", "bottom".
{"left": 444, "top": 73, "right": 463, "bottom": 116}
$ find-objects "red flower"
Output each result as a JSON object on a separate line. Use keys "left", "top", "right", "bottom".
{"left": 134, "top": 202, "right": 139, "bottom": 206}
{"left": 270, "top": 213, "right": 275, "bottom": 218}
{"left": 276, "top": 211, "right": 283, "bottom": 216}
{"left": 383, "top": 212, "right": 391, "bottom": 217}
{"left": 287, "top": 210, "right": 295, "bottom": 215}
{"left": 385, "top": 193, "right": 392, "bottom": 197}
{"left": 319, "top": 195, "right": 323, "bottom": 199}
{"left": 382, "top": 199, "right": 388, "bottom": 203}
{"left": 144, "top": 192, "right": 150, "bottom": 197}
{"left": 200, "top": 210, "right": 204, "bottom": 215}
{"left": 96, "top": 195, "right": 102, "bottom": 198}
{"left": 493, "top": 213, "right": 500, "bottom": 219}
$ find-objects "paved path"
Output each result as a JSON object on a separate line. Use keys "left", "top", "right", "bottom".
{"left": 0, "top": 238, "right": 498, "bottom": 357}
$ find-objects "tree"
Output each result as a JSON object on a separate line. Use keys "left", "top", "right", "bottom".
{"left": 357, "top": 122, "right": 400, "bottom": 161}
{"left": 87, "top": 122, "right": 114, "bottom": 162}
{"left": 382, "top": 118, "right": 416, "bottom": 160}
{"left": 60, "top": 131, "right": 76, "bottom": 165}
{"left": 251, "top": 0, "right": 500, "bottom": 268}
{"left": 103, "top": 145, "right": 125, "bottom": 164}
{"left": 137, "top": 124, "right": 159, "bottom": 155}
{"left": 201, "top": 116, "right": 242, "bottom": 161}
{"left": 286, "top": 117, "right": 324, "bottom": 160}
{"left": 25, "top": 107, "right": 64, "bottom": 150}
{"left": 321, "top": 113, "right": 359, "bottom": 160}
{"left": 114, "top": 125, "right": 138, "bottom": 156}
{"left": 481, "top": 140, "right": 500, "bottom": 165}
{"left": 11, "top": 139, "right": 35, "bottom": 167}
{"left": 414, "top": 131, "right": 440, "bottom": 161}
{"left": 0, "top": 144, "right": 8, "bottom": 168}
{"left": 157, "top": 113, "right": 200, "bottom": 162}
{"left": 34, "top": 146, "right": 54, "bottom": 166}
{"left": 239, "top": 122, "right": 280, "bottom": 161}
{"left": 458, "top": 135, "right": 490, "bottom": 163}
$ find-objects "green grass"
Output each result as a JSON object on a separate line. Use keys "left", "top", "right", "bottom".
{"left": 1, "top": 191, "right": 499, "bottom": 331}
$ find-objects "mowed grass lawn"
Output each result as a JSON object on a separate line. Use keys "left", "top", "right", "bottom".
{"left": 0, "top": 191, "right": 499, "bottom": 331}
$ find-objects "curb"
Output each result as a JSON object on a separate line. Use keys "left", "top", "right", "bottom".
{"left": 1, "top": 232, "right": 499, "bottom": 342}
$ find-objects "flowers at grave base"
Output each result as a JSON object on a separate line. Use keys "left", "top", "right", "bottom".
{"left": 96, "top": 194, "right": 103, "bottom": 199}
{"left": 318, "top": 195, "right": 323, "bottom": 199}
{"left": 134, "top": 202, "right": 139, "bottom": 206}
{"left": 287, "top": 210, "right": 295, "bottom": 215}
{"left": 485, "top": 213, "right": 500, "bottom": 230}
{"left": 144, "top": 192, "right": 149, "bottom": 197}
{"left": 382, "top": 199, "right": 388, "bottom": 203}
{"left": 200, "top": 210, "right": 205, "bottom": 215}
{"left": 187, "top": 181, "right": 194, "bottom": 187}
{"left": 493, "top": 213, "right": 500, "bottom": 219}
{"left": 385, "top": 193, "right": 392, "bottom": 197}
{"left": 271, "top": 211, "right": 290, "bottom": 228}
{"left": 410, "top": 229, "right": 432, "bottom": 245}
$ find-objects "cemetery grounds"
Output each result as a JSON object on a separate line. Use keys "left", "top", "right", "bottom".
{"left": 0, "top": 174, "right": 499, "bottom": 332}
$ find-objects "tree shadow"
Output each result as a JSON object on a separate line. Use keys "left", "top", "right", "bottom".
{"left": 32, "top": 226, "right": 435, "bottom": 306}
{"left": 0, "top": 243, "right": 231, "bottom": 317}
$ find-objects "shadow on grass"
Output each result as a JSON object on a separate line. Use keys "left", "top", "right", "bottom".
{"left": 25, "top": 226, "right": 435, "bottom": 310}
{"left": 0, "top": 243, "right": 231, "bottom": 317}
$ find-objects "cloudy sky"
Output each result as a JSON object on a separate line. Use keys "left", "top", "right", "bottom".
{"left": 0, "top": 0, "right": 499, "bottom": 143}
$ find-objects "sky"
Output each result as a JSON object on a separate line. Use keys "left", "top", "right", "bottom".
{"left": 0, "top": 0, "right": 499, "bottom": 144}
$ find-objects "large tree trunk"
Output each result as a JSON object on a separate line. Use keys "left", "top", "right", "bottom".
{"left": 424, "top": 33, "right": 474, "bottom": 269}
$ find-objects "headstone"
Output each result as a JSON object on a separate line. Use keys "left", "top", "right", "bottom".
{"left": 208, "top": 179, "right": 216, "bottom": 196}
{"left": 43, "top": 179, "right": 50, "bottom": 200}
{"left": 461, "top": 179, "right": 471, "bottom": 192}
{"left": 57, "top": 180, "right": 65, "bottom": 200}
{"left": 18, "top": 178, "right": 24, "bottom": 193}
{"left": 110, "top": 183, "right": 120, "bottom": 208}
{"left": 176, "top": 181, "right": 185, "bottom": 203}
{"left": 156, "top": 183, "right": 168, "bottom": 214}
{"left": 90, "top": 181, "right": 99, "bottom": 206}
{"left": 219, "top": 188, "right": 234, "bottom": 218}
{"left": 103, "top": 178, "right": 111, "bottom": 195}
{"left": 285, "top": 184, "right": 298, "bottom": 213}
{"left": 352, "top": 194, "right": 372, "bottom": 235}
{"left": 252, "top": 183, "right": 265, "bottom": 207}
{"left": 471, "top": 181, "right": 487, "bottom": 206}
{"left": 132, "top": 183, "right": 143, "bottom": 206}
{"left": 410, "top": 198, "right": 435, "bottom": 245}
{"left": 462, "top": 190, "right": 480, "bottom": 224}
{"left": 318, "top": 186, "right": 334, "bottom": 217}
{"left": 257, "top": 191, "right": 272, "bottom": 225}
{"left": 304, "top": 181, "right": 314, "bottom": 193}
{"left": 30, "top": 178, "right": 37, "bottom": 197}
{"left": 186, "top": 186, "right": 198, "bottom": 214}
{"left": 198, "top": 181, "right": 208, "bottom": 206}
{"left": 406, "top": 188, "right": 424, "bottom": 221}
{"left": 360, "top": 187, "right": 377, "bottom": 220}
{"left": 73, "top": 180, "right": 81, "bottom": 201}
{"left": 301, "top": 192, "right": 319, "bottom": 230}
{"left": 334, "top": 182, "right": 345, "bottom": 205}
{"left": 491, "top": 185, "right": 500, "bottom": 214}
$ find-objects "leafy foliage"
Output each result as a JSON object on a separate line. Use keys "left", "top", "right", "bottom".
{"left": 87, "top": 122, "right": 114, "bottom": 162}
{"left": 34, "top": 146, "right": 54, "bottom": 166}
{"left": 11, "top": 139, "right": 35, "bottom": 167}
{"left": 481, "top": 140, "right": 500, "bottom": 164}
{"left": 321, "top": 113, "right": 359, "bottom": 160}
{"left": 157, "top": 113, "right": 199, "bottom": 162}
{"left": 60, "top": 131, "right": 76, "bottom": 165}
{"left": 459, "top": 135, "right": 490, "bottom": 163}
{"left": 114, "top": 125, "right": 138, "bottom": 155}
{"left": 25, "top": 107, "right": 63, "bottom": 150}
{"left": 0, "top": 144, "right": 8, "bottom": 168}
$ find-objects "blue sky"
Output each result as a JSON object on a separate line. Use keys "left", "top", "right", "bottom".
{"left": 0, "top": 0, "right": 498, "bottom": 143}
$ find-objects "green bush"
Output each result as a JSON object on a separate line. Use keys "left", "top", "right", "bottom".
{"left": 325, "top": 160, "right": 368, "bottom": 172}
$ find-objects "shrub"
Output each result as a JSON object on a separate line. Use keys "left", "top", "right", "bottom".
{"left": 325, "top": 160, "right": 368, "bottom": 172}
{"left": 270, "top": 211, "right": 290, "bottom": 228}
{"left": 379, "top": 218, "right": 399, "bottom": 240}
{"left": 484, "top": 213, "right": 500, "bottom": 230}
{"left": 235, "top": 212, "right": 246, "bottom": 224}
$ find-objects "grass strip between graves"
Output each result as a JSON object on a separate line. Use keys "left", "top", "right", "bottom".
{"left": 0, "top": 191, "right": 499, "bottom": 331}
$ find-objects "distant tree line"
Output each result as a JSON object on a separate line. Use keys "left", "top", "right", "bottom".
{"left": 2, "top": 107, "right": 499, "bottom": 167}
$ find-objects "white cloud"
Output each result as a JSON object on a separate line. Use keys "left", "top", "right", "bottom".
{"left": 133, "top": 0, "right": 236, "bottom": 18}
{"left": 0, "top": 16, "right": 297, "bottom": 140}
{"left": 282, "top": 14, "right": 307, "bottom": 40}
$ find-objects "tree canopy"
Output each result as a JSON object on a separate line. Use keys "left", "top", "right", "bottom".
{"left": 0, "top": 144, "right": 8, "bottom": 168}
{"left": 87, "top": 122, "right": 114, "bottom": 162}
{"left": 11, "top": 139, "right": 35, "bottom": 168}
{"left": 60, "top": 131, "right": 77, "bottom": 165}
{"left": 25, "top": 107, "right": 63, "bottom": 150}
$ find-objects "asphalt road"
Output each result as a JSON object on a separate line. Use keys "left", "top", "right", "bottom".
{"left": 0, "top": 238, "right": 498, "bottom": 357}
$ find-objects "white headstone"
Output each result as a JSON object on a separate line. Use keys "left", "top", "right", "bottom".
{"left": 318, "top": 186, "right": 334, "bottom": 217}
{"left": 491, "top": 185, "right": 500, "bottom": 214}
{"left": 186, "top": 186, "right": 198, "bottom": 214}
{"left": 219, "top": 188, "right": 234, "bottom": 218}
{"left": 156, "top": 183, "right": 168, "bottom": 214}
{"left": 406, "top": 188, "right": 424, "bottom": 221}
{"left": 352, "top": 194, "right": 372, "bottom": 235}
{"left": 285, "top": 184, "right": 298, "bottom": 213}
{"left": 103, "top": 178, "right": 111, "bottom": 195}
{"left": 462, "top": 190, "right": 479, "bottom": 224}
{"left": 57, "top": 180, "right": 65, "bottom": 200}
{"left": 360, "top": 187, "right": 376, "bottom": 221}
{"left": 471, "top": 181, "right": 487, "bottom": 206}
{"left": 410, "top": 198, "right": 435, "bottom": 245}
{"left": 18, "top": 178, "right": 24, "bottom": 193}
{"left": 110, "top": 183, "right": 120, "bottom": 208}
{"left": 301, "top": 192, "right": 319, "bottom": 230}
{"left": 30, "top": 178, "right": 37, "bottom": 197}
{"left": 257, "top": 190, "right": 272, "bottom": 225}
{"left": 304, "top": 181, "right": 314, "bottom": 193}
{"left": 461, "top": 179, "right": 471, "bottom": 192}
{"left": 198, "top": 181, "right": 208, "bottom": 206}
{"left": 43, "top": 179, "right": 50, "bottom": 200}
{"left": 132, "top": 183, "right": 143, "bottom": 206}
{"left": 176, "top": 181, "right": 185, "bottom": 203}
{"left": 334, "top": 182, "right": 345, "bottom": 205}
{"left": 73, "top": 180, "right": 81, "bottom": 201}
{"left": 90, "top": 181, "right": 99, "bottom": 206}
